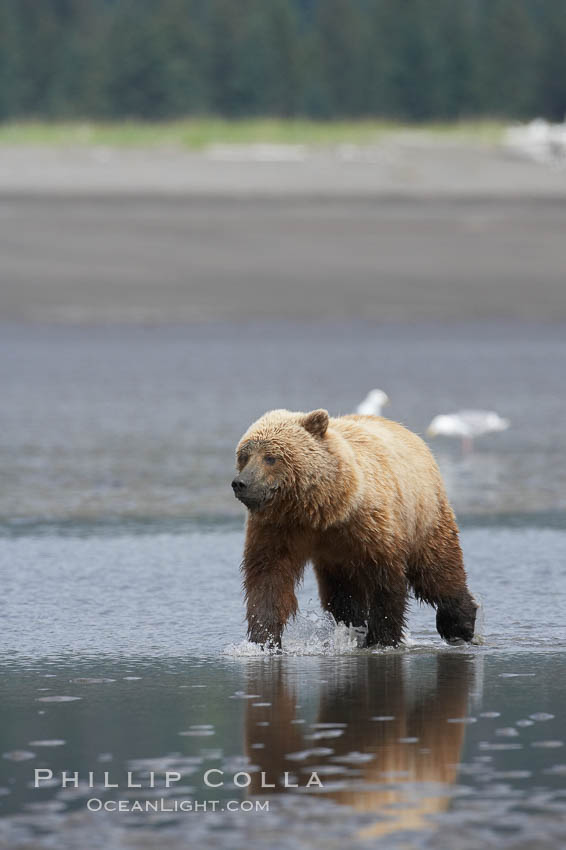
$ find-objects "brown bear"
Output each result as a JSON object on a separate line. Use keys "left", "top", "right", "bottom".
{"left": 232, "top": 408, "right": 477, "bottom": 649}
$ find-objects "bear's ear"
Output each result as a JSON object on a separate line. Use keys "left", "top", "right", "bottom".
{"left": 302, "top": 409, "right": 329, "bottom": 438}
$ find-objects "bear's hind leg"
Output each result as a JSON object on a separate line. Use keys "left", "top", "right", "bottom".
{"left": 314, "top": 565, "right": 369, "bottom": 635}
{"left": 435, "top": 593, "right": 477, "bottom": 644}
{"left": 408, "top": 511, "right": 477, "bottom": 644}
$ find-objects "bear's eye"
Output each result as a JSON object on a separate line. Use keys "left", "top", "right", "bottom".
{"left": 264, "top": 455, "right": 278, "bottom": 465}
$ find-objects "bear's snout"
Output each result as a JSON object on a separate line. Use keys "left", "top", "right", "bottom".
{"left": 231, "top": 476, "right": 260, "bottom": 509}
{"left": 231, "top": 477, "right": 247, "bottom": 495}
{"left": 232, "top": 474, "right": 278, "bottom": 511}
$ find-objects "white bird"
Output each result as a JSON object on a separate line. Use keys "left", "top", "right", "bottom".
{"left": 427, "top": 410, "right": 510, "bottom": 455}
{"left": 356, "top": 389, "right": 390, "bottom": 416}
{"left": 505, "top": 118, "right": 566, "bottom": 164}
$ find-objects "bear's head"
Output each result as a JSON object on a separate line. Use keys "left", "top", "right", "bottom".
{"left": 232, "top": 408, "right": 332, "bottom": 516}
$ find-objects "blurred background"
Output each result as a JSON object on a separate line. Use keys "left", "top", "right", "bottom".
{"left": 1, "top": 0, "right": 565, "bottom": 526}
{"left": 1, "top": 0, "right": 566, "bottom": 121}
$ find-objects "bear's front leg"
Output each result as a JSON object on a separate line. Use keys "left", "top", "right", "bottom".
{"left": 244, "top": 571, "right": 298, "bottom": 648}
{"left": 242, "top": 530, "right": 304, "bottom": 649}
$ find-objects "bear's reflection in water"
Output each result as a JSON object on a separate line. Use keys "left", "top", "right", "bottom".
{"left": 245, "top": 654, "right": 478, "bottom": 839}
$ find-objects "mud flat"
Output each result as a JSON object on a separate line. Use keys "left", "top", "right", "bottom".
{"left": 1, "top": 143, "right": 566, "bottom": 324}
{"left": 2, "top": 195, "right": 566, "bottom": 324}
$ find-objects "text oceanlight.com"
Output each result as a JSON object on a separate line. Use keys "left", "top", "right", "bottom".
{"left": 86, "top": 799, "right": 270, "bottom": 813}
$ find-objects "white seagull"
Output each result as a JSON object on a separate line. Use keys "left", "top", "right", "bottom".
{"left": 356, "top": 389, "right": 390, "bottom": 416}
{"left": 427, "top": 410, "right": 510, "bottom": 455}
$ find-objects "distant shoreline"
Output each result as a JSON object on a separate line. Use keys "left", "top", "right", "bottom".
{"left": 1, "top": 137, "right": 565, "bottom": 199}
{"left": 0, "top": 118, "right": 505, "bottom": 149}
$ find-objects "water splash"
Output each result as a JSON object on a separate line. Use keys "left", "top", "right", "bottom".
{"left": 224, "top": 608, "right": 363, "bottom": 657}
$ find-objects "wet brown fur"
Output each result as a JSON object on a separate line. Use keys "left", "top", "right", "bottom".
{"left": 235, "top": 408, "right": 476, "bottom": 648}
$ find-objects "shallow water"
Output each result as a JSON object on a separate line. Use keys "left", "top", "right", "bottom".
{"left": 2, "top": 648, "right": 566, "bottom": 850}
{"left": 1, "top": 320, "right": 565, "bottom": 521}
{"left": 1, "top": 517, "right": 565, "bottom": 849}
{"left": 1, "top": 319, "right": 565, "bottom": 848}
{"left": 1, "top": 521, "right": 565, "bottom": 658}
